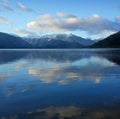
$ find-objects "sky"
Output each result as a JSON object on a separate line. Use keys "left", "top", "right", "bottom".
{"left": 0, "top": 0, "right": 120, "bottom": 39}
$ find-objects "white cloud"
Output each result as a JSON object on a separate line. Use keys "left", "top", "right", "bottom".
{"left": 0, "top": 16, "right": 9, "bottom": 24}
{"left": 38, "top": 14, "right": 54, "bottom": 19}
{"left": 18, "top": 2, "right": 35, "bottom": 12}
{"left": 14, "top": 27, "right": 35, "bottom": 35}
{"left": 57, "top": 12, "right": 77, "bottom": 18}
{"left": 27, "top": 12, "right": 120, "bottom": 35}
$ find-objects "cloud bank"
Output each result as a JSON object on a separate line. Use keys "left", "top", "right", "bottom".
{"left": 27, "top": 12, "right": 120, "bottom": 34}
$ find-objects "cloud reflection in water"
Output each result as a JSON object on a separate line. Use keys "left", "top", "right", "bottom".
{"left": 1, "top": 106, "right": 120, "bottom": 119}
{"left": 29, "top": 56, "right": 118, "bottom": 85}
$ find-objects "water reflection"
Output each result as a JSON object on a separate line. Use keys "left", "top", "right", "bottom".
{"left": 0, "top": 49, "right": 120, "bottom": 65}
{"left": 0, "top": 49, "right": 120, "bottom": 118}
{"left": 1, "top": 106, "right": 120, "bottom": 119}
{"left": 29, "top": 56, "right": 119, "bottom": 84}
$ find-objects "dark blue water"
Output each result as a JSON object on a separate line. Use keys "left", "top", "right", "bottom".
{"left": 0, "top": 49, "right": 120, "bottom": 119}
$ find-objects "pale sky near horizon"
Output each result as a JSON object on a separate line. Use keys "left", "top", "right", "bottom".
{"left": 0, "top": 0, "right": 120, "bottom": 39}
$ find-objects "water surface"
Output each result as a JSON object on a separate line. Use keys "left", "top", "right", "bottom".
{"left": 0, "top": 49, "right": 120, "bottom": 119}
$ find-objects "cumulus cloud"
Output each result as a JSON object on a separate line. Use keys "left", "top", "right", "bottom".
{"left": 27, "top": 12, "right": 120, "bottom": 34}
{"left": 0, "top": 16, "right": 9, "bottom": 24}
{"left": 14, "top": 27, "right": 35, "bottom": 35}
{"left": 0, "top": 0, "right": 14, "bottom": 12}
{"left": 18, "top": 2, "right": 35, "bottom": 12}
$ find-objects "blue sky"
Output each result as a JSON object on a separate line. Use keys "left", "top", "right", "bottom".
{"left": 0, "top": 0, "right": 120, "bottom": 39}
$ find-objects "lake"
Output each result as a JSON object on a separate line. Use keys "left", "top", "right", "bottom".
{"left": 0, "top": 49, "right": 120, "bottom": 119}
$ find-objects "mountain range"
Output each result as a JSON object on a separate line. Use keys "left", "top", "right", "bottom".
{"left": 0, "top": 31, "right": 119, "bottom": 48}
{"left": 24, "top": 34, "right": 94, "bottom": 48}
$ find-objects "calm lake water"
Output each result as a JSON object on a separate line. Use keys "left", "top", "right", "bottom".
{"left": 0, "top": 49, "right": 120, "bottom": 119}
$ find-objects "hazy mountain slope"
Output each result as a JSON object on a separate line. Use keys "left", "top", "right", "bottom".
{"left": 0, "top": 32, "right": 32, "bottom": 48}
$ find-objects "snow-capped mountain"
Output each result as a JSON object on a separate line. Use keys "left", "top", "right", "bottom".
{"left": 24, "top": 34, "right": 95, "bottom": 48}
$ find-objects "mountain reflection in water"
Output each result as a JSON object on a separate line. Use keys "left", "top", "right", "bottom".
{"left": 0, "top": 49, "right": 120, "bottom": 119}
